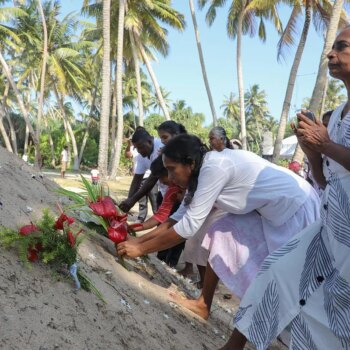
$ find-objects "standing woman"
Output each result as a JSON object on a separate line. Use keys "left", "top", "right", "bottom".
{"left": 222, "top": 27, "right": 350, "bottom": 350}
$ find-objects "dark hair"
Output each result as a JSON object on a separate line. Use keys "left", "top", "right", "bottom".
{"left": 150, "top": 155, "right": 167, "bottom": 177}
{"left": 157, "top": 121, "right": 187, "bottom": 136}
{"left": 132, "top": 128, "right": 151, "bottom": 143}
{"left": 163, "top": 134, "right": 208, "bottom": 205}
{"left": 210, "top": 126, "right": 232, "bottom": 149}
{"left": 322, "top": 110, "right": 333, "bottom": 120}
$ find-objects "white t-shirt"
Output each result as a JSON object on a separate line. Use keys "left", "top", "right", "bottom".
{"left": 173, "top": 149, "right": 313, "bottom": 239}
{"left": 61, "top": 149, "right": 68, "bottom": 162}
{"left": 134, "top": 137, "right": 164, "bottom": 175}
{"left": 91, "top": 169, "right": 99, "bottom": 179}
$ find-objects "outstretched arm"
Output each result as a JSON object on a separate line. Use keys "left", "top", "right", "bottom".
{"left": 117, "top": 225, "right": 184, "bottom": 258}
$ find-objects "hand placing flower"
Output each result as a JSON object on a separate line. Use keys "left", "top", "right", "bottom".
{"left": 116, "top": 240, "right": 145, "bottom": 258}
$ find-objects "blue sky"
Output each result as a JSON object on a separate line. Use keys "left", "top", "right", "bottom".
{"left": 62, "top": 1, "right": 337, "bottom": 125}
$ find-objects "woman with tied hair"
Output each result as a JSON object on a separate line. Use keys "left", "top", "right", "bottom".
{"left": 179, "top": 126, "right": 233, "bottom": 286}
{"left": 157, "top": 120, "right": 187, "bottom": 146}
{"left": 117, "top": 134, "right": 320, "bottom": 316}
{"left": 208, "top": 126, "right": 233, "bottom": 151}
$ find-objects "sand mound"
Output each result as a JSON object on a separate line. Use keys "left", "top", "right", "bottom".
{"left": 0, "top": 147, "right": 58, "bottom": 230}
{"left": 0, "top": 147, "right": 285, "bottom": 350}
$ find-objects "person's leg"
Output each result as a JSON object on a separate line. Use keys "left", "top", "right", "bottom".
{"left": 148, "top": 185, "right": 159, "bottom": 213}
{"left": 197, "top": 265, "right": 206, "bottom": 289}
{"left": 178, "top": 262, "right": 194, "bottom": 277}
{"left": 170, "top": 262, "right": 219, "bottom": 320}
{"left": 164, "top": 241, "right": 185, "bottom": 267}
{"left": 219, "top": 329, "right": 247, "bottom": 350}
{"left": 137, "top": 195, "right": 148, "bottom": 222}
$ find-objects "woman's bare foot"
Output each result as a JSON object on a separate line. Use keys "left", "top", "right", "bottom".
{"left": 169, "top": 291, "right": 209, "bottom": 320}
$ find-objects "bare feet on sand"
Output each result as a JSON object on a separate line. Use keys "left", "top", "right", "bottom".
{"left": 169, "top": 291, "right": 209, "bottom": 320}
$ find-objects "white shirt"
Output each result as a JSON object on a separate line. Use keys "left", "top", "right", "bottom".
{"left": 61, "top": 149, "right": 68, "bottom": 162}
{"left": 134, "top": 138, "right": 163, "bottom": 175}
{"left": 91, "top": 169, "right": 99, "bottom": 178}
{"left": 173, "top": 149, "right": 313, "bottom": 239}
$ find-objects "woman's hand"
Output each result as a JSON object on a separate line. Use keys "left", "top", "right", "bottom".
{"left": 295, "top": 113, "right": 332, "bottom": 153}
{"left": 116, "top": 240, "right": 144, "bottom": 258}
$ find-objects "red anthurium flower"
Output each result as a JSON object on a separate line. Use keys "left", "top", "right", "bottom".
{"left": 67, "top": 230, "right": 75, "bottom": 247}
{"left": 117, "top": 213, "right": 128, "bottom": 223}
{"left": 27, "top": 247, "right": 39, "bottom": 262}
{"left": 19, "top": 224, "right": 38, "bottom": 236}
{"left": 35, "top": 243, "right": 43, "bottom": 252}
{"left": 54, "top": 213, "right": 75, "bottom": 230}
{"left": 107, "top": 220, "right": 128, "bottom": 243}
{"left": 89, "top": 196, "right": 118, "bottom": 218}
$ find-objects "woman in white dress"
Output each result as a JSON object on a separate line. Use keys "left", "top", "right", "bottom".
{"left": 222, "top": 27, "right": 350, "bottom": 350}
{"left": 117, "top": 134, "right": 320, "bottom": 318}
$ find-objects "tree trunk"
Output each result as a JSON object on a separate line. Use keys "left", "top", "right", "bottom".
{"left": 319, "top": 76, "right": 329, "bottom": 118}
{"left": 0, "top": 82, "right": 13, "bottom": 152}
{"left": 0, "top": 51, "right": 41, "bottom": 160}
{"left": 35, "top": 0, "right": 48, "bottom": 168}
{"left": 272, "top": 4, "right": 311, "bottom": 163}
{"left": 130, "top": 30, "right": 144, "bottom": 126}
{"left": 189, "top": 0, "right": 217, "bottom": 126}
{"left": 293, "top": 0, "right": 344, "bottom": 163}
{"left": 111, "top": 63, "right": 117, "bottom": 148}
{"left": 53, "top": 83, "right": 79, "bottom": 170}
{"left": 98, "top": 0, "right": 112, "bottom": 179}
{"left": 109, "top": 0, "right": 126, "bottom": 179}
{"left": 78, "top": 79, "right": 99, "bottom": 166}
{"left": 237, "top": 9, "right": 247, "bottom": 150}
{"left": 136, "top": 35, "right": 171, "bottom": 121}
{"left": 0, "top": 114, "right": 12, "bottom": 152}
{"left": 24, "top": 124, "right": 29, "bottom": 156}
{"left": 44, "top": 118, "right": 55, "bottom": 167}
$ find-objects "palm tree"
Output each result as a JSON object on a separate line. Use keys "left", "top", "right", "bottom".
{"left": 109, "top": 0, "right": 126, "bottom": 180}
{"left": 35, "top": 0, "right": 48, "bottom": 167}
{"left": 323, "top": 78, "right": 346, "bottom": 111}
{"left": 149, "top": 86, "right": 172, "bottom": 114}
{"left": 272, "top": 0, "right": 338, "bottom": 163}
{"left": 221, "top": 93, "right": 239, "bottom": 124}
{"left": 97, "top": 0, "right": 111, "bottom": 179}
{"left": 199, "top": 0, "right": 282, "bottom": 150}
{"left": 189, "top": 0, "right": 217, "bottom": 126}
{"left": 293, "top": 0, "right": 346, "bottom": 163}
{"left": 125, "top": 0, "right": 185, "bottom": 121}
{"left": 0, "top": 3, "right": 41, "bottom": 159}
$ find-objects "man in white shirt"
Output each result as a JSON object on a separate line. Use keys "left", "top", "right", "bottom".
{"left": 60, "top": 145, "right": 69, "bottom": 178}
{"left": 120, "top": 128, "right": 163, "bottom": 214}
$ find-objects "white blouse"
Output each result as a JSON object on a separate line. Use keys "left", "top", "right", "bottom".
{"left": 173, "top": 149, "right": 313, "bottom": 239}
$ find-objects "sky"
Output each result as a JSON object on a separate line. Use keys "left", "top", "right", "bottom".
{"left": 61, "top": 1, "right": 340, "bottom": 125}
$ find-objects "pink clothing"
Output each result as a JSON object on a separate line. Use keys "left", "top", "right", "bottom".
{"left": 202, "top": 191, "right": 319, "bottom": 298}
{"left": 202, "top": 212, "right": 268, "bottom": 298}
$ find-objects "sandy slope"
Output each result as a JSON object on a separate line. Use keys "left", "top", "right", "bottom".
{"left": 0, "top": 147, "right": 285, "bottom": 350}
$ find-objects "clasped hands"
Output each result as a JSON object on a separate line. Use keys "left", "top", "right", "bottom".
{"left": 291, "top": 111, "right": 332, "bottom": 155}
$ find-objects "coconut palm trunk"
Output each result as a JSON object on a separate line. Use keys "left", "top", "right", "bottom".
{"left": 130, "top": 30, "right": 144, "bottom": 126}
{"left": 272, "top": 4, "right": 311, "bottom": 163}
{"left": 0, "top": 51, "right": 41, "bottom": 160}
{"left": 53, "top": 83, "right": 79, "bottom": 170}
{"left": 98, "top": 0, "right": 112, "bottom": 179}
{"left": 109, "top": 0, "right": 126, "bottom": 179}
{"left": 44, "top": 118, "right": 55, "bottom": 167}
{"left": 293, "top": 0, "right": 345, "bottom": 163}
{"left": 35, "top": 0, "right": 48, "bottom": 167}
{"left": 136, "top": 35, "right": 171, "bottom": 121}
{"left": 111, "top": 63, "right": 118, "bottom": 148}
{"left": 0, "top": 82, "right": 13, "bottom": 152}
{"left": 189, "top": 0, "right": 217, "bottom": 126}
{"left": 236, "top": 9, "right": 247, "bottom": 150}
{"left": 0, "top": 114, "right": 12, "bottom": 152}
